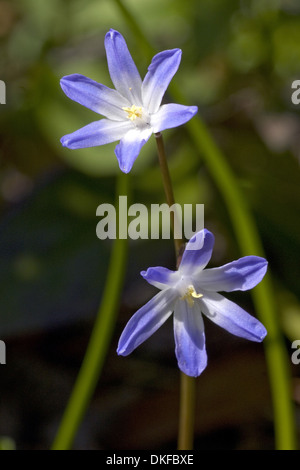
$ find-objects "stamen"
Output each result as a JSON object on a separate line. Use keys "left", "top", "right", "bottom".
{"left": 180, "top": 285, "right": 203, "bottom": 307}
{"left": 122, "top": 105, "right": 143, "bottom": 121}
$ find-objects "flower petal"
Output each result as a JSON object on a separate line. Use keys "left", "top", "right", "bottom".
{"left": 114, "top": 127, "right": 152, "bottom": 173}
{"left": 61, "top": 118, "right": 132, "bottom": 149}
{"left": 173, "top": 299, "right": 207, "bottom": 377}
{"left": 117, "top": 289, "right": 177, "bottom": 356}
{"left": 60, "top": 74, "right": 130, "bottom": 120}
{"left": 197, "top": 256, "right": 268, "bottom": 292}
{"left": 179, "top": 229, "right": 215, "bottom": 276}
{"left": 141, "top": 266, "right": 180, "bottom": 290}
{"left": 142, "top": 49, "right": 182, "bottom": 114}
{"left": 105, "top": 29, "right": 142, "bottom": 104}
{"left": 151, "top": 103, "right": 198, "bottom": 133}
{"left": 201, "top": 291, "right": 267, "bottom": 342}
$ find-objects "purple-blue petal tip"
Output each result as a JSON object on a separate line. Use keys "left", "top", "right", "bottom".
{"left": 60, "top": 74, "right": 76, "bottom": 91}
{"left": 190, "top": 106, "right": 198, "bottom": 116}
{"left": 60, "top": 135, "right": 69, "bottom": 148}
{"left": 105, "top": 29, "right": 121, "bottom": 40}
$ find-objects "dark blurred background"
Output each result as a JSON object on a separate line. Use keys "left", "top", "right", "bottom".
{"left": 0, "top": 0, "right": 299, "bottom": 450}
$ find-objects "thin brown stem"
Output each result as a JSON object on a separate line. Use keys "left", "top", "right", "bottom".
{"left": 155, "top": 132, "right": 184, "bottom": 259}
{"left": 177, "top": 373, "right": 196, "bottom": 450}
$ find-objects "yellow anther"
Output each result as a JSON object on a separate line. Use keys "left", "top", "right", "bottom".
{"left": 180, "top": 285, "right": 203, "bottom": 307}
{"left": 122, "top": 105, "right": 143, "bottom": 121}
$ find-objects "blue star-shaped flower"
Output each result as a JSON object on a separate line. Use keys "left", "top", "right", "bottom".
{"left": 60, "top": 29, "right": 198, "bottom": 173}
{"left": 117, "top": 229, "right": 268, "bottom": 377}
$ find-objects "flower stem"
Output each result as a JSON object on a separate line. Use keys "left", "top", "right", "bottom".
{"left": 178, "top": 373, "right": 196, "bottom": 450}
{"left": 155, "top": 132, "right": 183, "bottom": 258}
{"left": 51, "top": 173, "right": 129, "bottom": 450}
{"left": 155, "top": 132, "right": 196, "bottom": 450}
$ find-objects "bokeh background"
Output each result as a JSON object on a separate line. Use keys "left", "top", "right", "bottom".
{"left": 0, "top": 0, "right": 300, "bottom": 450}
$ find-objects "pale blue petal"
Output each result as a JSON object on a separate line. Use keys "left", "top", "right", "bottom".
{"left": 201, "top": 292, "right": 267, "bottom": 342}
{"left": 151, "top": 103, "right": 198, "bottom": 133}
{"left": 61, "top": 119, "right": 132, "bottom": 149}
{"left": 117, "top": 289, "right": 177, "bottom": 356}
{"left": 179, "top": 229, "right": 214, "bottom": 276}
{"left": 105, "top": 29, "right": 142, "bottom": 104}
{"left": 115, "top": 127, "right": 152, "bottom": 173}
{"left": 60, "top": 74, "right": 130, "bottom": 120}
{"left": 173, "top": 300, "right": 207, "bottom": 377}
{"left": 196, "top": 256, "right": 268, "bottom": 292}
{"left": 142, "top": 49, "right": 182, "bottom": 114}
{"left": 141, "top": 266, "right": 180, "bottom": 290}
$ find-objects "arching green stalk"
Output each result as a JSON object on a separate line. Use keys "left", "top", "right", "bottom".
{"left": 185, "top": 116, "right": 296, "bottom": 450}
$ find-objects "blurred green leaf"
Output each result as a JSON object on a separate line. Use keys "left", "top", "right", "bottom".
{"left": 0, "top": 436, "right": 16, "bottom": 450}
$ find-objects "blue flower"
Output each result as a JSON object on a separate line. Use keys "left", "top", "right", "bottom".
{"left": 60, "top": 29, "right": 198, "bottom": 173}
{"left": 117, "top": 229, "right": 268, "bottom": 377}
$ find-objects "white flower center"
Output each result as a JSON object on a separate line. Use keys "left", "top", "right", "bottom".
{"left": 180, "top": 285, "right": 203, "bottom": 307}
{"left": 122, "top": 105, "right": 143, "bottom": 121}
{"left": 122, "top": 104, "right": 150, "bottom": 128}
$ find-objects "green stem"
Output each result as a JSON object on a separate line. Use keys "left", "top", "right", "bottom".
{"left": 51, "top": 173, "right": 129, "bottom": 450}
{"left": 178, "top": 373, "right": 196, "bottom": 450}
{"left": 155, "top": 132, "right": 183, "bottom": 258}
{"left": 155, "top": 132, "right": 195, "bottom": 450}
